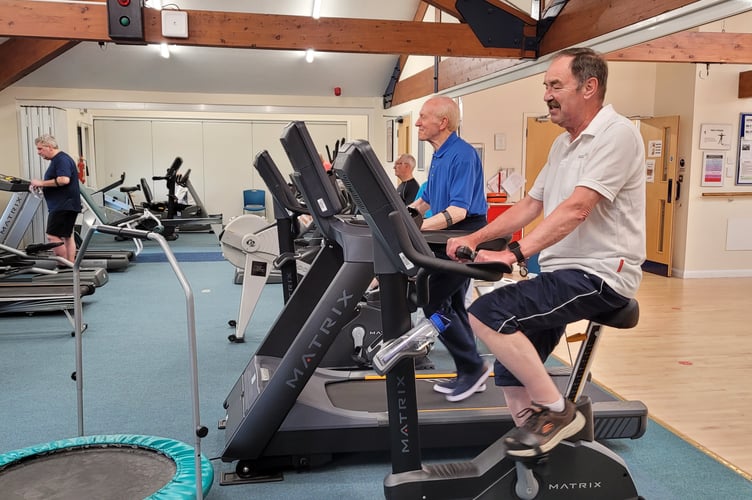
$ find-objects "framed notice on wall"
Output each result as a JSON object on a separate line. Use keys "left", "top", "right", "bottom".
{"left": 737, "top": 113, "right": 752, "bottom": 185}
{"left": 386, "top": 120, "right": 394, "bottom": 163}
{"left": 701, "top": 152, "right": 725, "bottom": 187}
{"left": 699, "top": 123, "right": 733, "bottom": 150}
{"left": 471, "top": 143, "right": 484, "bottom": 166}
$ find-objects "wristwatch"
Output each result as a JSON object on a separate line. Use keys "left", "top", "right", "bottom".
{"left": 507, "top": 241, "right": 529, "bottom": 277}
{"left": 507, "top": 241, "right": 525, "bottom": 264}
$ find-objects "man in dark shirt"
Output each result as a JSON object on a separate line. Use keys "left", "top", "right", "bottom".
{"left": 30, "top": 134, "right": 82, "bottom": 263}
{"left": 394, "top": 154, "right": 419, "bottom": 204}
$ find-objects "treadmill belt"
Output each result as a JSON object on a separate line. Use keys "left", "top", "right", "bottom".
{"left": 326, "top": 373, "right": 615, "bottom": 413}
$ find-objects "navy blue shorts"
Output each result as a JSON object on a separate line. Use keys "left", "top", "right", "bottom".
{"left": 46, "top": 210, "right": 78, "bottom": 238}
{"left": 468, "top": 269, "right": 629, "bottom": 387}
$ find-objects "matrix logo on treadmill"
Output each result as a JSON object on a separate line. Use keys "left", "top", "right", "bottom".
{"left": 285, "top": 289, "right": 354, "bottom": 389}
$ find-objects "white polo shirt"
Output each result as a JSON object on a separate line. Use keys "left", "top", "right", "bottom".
{"left": 529, "top": 104, "right": 646, "bottom": 298}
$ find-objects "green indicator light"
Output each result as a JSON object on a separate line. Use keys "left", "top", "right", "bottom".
{"left": 119, "top": 16, "right": 131, "bottom": 27}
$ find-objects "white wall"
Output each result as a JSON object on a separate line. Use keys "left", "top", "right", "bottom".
{"left": 92, "top": 117, "right": 350, "bottom": 221}
{"left": 0, "top": 86, "right": 379, "bottom": 217}
{"left": 683, "top": 61, "right": 752, "bottom": 277}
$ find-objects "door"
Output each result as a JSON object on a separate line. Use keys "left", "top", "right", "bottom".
{"left": 638, "top": 116, "right": 679, "bottom": 277}
{"left": 397, "top": 115, "right": 411, "bottom": 155}
{"left": 524, "top": 116, "right": 563, "bottom": 235}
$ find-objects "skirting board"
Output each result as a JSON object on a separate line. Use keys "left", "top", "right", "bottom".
{"left": 674, "top": 268, "right": 752, "bottom": 279}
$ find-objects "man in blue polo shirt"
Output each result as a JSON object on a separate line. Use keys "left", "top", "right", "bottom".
{"left": 409, "top": 95, "right": 490, "bottom": 402}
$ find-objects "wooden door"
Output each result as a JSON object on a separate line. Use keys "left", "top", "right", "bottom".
{"left": 638, "top": 116, "right": 680, "bottom": 277}
{"left": 397, "top": 116, "right": 411, "bottom": 155}
{"left": 524, "top": 116, "right": 563, "bottom": 234}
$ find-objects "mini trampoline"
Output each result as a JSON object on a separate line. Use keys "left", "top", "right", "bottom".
{"left": 0, "top": 434, "right": 213, "bottom": 499}
{"left": 0, "top": 225, "right": 215, "bottom": 499}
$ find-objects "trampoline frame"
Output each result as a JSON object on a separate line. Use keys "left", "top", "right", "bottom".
{"left": 0, "top": 434, "right": 214, "bottom": 499}
{"left": 0, "top": 224, "right": 212, "bottom": 499}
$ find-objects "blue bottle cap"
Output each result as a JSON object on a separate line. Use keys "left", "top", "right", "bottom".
{"left": 428, "top": 313, "right": 449, "bottom": 333}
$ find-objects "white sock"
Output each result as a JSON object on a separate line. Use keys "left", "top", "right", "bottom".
{"left": 539, "top": 396, "right": 565, "bottom": 413}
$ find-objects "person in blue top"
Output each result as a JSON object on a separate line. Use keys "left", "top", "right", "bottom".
{"left": 408, "top": 95, "right": 490, "bottom": 402}
{"left": 30, "top": 134, "right": 82, "bottom": 263}
{"left": 414, "top": 181, "right": 431, "bottom": 217}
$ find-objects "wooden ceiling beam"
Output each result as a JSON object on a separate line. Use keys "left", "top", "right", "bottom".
{"left": 0, "top": 1, "right": 535, "bottom": 59}
{"left": 0, "top": 38, "right": 79, "bottom": 89}
{"left": 390, "top": 29, "right": 752, "bottom": 106}
{"left": 608, "top": 32, "right": 752, "bottom": 64}
{"left": 539, "top": 0, "right": 699, "bottom": 55}
{"left": 391, "top": 57, "right": 524, "bottom": 105}
{"left": 390, "top": 0, "right": 703, "bottom": 105}
{"left": 421, "top": 0, "right": 537, "bottom": 25}
{"left": 396, "top": 3, "right": 433, "bottom": 75}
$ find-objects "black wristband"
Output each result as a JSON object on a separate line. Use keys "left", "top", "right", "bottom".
{"left": 54, "top": 178, "right": 60, "bottom": 187}
{"left": 507, "top": 241, "right": 526, "bottom": 264}
{"left": 441, "top": 210, "right": 452, "bottom": 228}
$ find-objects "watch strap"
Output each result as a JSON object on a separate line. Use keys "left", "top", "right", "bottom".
{"left": 508, "top": 241, "right": 526, "bottom": 264}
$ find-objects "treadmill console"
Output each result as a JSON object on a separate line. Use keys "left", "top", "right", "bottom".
{"left": 0, "top": 174, "right": 31, "bottom": 192}
{"left": 279, "top": 121, "right": 343, "bottom": 218}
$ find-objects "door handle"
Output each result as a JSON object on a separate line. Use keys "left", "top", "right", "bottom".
{"left": 667, "top": 179, "right": 673, "bottom": 204}
{"left": 675, "top": 179, "right": 681, "bottom": 201}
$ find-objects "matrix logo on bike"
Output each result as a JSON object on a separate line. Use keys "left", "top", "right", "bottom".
{"left": 395, "top": 374, "right": 411, "bottom": 454}
{"left": 285, "top": 289, "right": 354, "bottom": 389}
{"left": 548, "top": 481, "right": 602, "bottom": 491}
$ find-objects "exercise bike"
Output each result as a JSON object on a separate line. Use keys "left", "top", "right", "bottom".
{"left": 246, "top": 148, "right": 429, "bottom": 370}
{"left": 334, "top": 138, "right": 645, "bottom": 500}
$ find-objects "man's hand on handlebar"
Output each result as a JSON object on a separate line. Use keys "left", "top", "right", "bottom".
{"left": 474, "top": 249, "right": 516, "bottom": 269}
{"left": 446, "top": 236, "right": 473, "bottom": 261}
{"left": 449, "top": 237, "right": 515, "bottom": 267}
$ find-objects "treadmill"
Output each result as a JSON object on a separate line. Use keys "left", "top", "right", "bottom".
{"left": 219, "top": 122, "right": 648, "bottom": 481}
{"left": 1, "top": 174, "right": 109, "bottom": 287}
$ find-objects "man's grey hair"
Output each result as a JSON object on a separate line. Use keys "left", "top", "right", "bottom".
{"left": 35, "top": 134, "right": 59, "bottom": 149}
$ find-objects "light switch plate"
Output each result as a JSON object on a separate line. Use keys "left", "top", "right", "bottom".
{"left": 494, "top": 133, "right": 507, "bottom": 151}
{"left": 162, "top": 10, "right": 188, "bottom": 38}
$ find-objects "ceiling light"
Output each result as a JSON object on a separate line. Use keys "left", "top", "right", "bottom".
{"left": 160, "top": 43, "right": 170, "bottom": 59}
{"left": 305, "top": 49, "right": 315, "bottom": 63}
{"left": 312, "top": 0, "right": 322, "bottom": 19}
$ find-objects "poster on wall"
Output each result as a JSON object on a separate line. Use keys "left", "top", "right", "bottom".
{"left": 646, "top": 159, "right": 656, "bottom": 183}
{"left": 699, "top": 123, "right": 733, "bottom": 150}
{"left": 647, "top": 140, "right": 663, "bottom": 158}
{"left": 386, "top": 120, "right": 394, "bottom": 163}
{"left": 737, "top": 113, "right": 752, "bottom": 185}
{"left": 701, "top": 152, "right": 725, "bottom": 187}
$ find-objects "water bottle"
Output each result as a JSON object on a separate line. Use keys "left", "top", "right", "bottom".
{"left": 372, "top": 313, "right": 450, "bottom": 375}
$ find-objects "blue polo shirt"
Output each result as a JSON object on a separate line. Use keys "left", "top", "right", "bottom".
{"left": 421, "top": 132, "right": 487, "bottom": 218}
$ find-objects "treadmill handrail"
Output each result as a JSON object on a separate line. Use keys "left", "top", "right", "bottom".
{"left": 94, "top": 224, "right": 161, "bottom": 241}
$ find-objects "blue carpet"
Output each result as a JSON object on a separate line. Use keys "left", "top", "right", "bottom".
{"left": 134, "top": 251, "right": 225, "bottom": 262}
{"left": 1, "top": 233, "right": 750, "bottom": 499}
